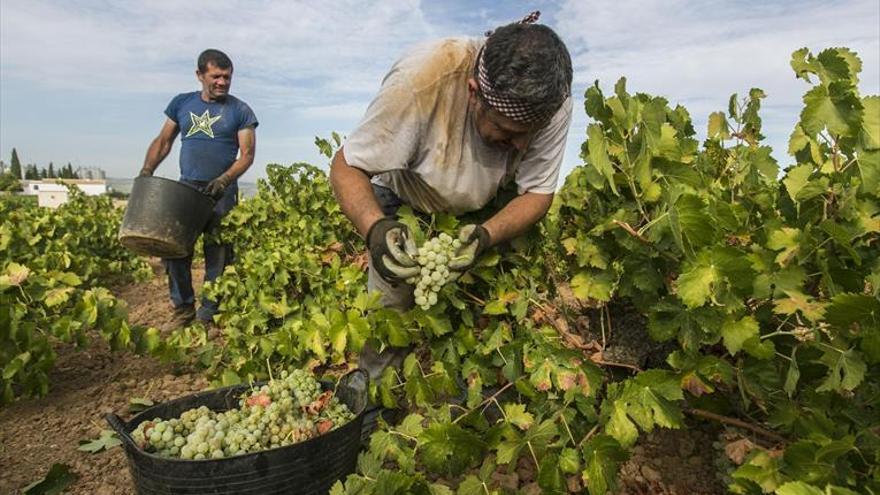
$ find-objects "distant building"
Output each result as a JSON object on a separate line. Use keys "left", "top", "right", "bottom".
{"left": 21, "top": 179, "right": 109, "bottom": 208}
{"left": 76, "top": 167, "right": 107, "bottom": 180}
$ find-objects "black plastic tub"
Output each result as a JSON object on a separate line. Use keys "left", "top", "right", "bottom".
{"left": 118, "top": 176, "right": 215, "bottom": 259}
{"left": 106, "top": 370, "right": 368, "bottom": 495}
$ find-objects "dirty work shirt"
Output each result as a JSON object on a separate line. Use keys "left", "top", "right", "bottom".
{"left": 343, "top": 37, "right": 572, "bottom": 216}
{"left": 165, "top": 92, "right": 258, "bottom": 181}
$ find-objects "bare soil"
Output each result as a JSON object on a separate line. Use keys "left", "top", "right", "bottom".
{"left": 0, "top": 261, "right": 726, "bottom": 494}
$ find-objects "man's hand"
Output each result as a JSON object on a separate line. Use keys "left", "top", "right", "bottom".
{"left": 449, "top": 224, "right": 491, "bottom": 272}
{"left": 205, "top": 174, "right": 233, "bottom": 199}
{"left": 138, "top": 167, "right": 153, "bottom": 178}
{"left": 367, "top": 217, "right": 419, "bottom": 283}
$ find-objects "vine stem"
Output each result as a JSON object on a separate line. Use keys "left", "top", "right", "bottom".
{"left": 637, "top": 212, "right": 669, "bottom": 236}
{"left": 577, "top": 424, "right": 600, "bottom": 449}
{"left": 685, "top": 408, "right": 788, "bottom": 444}
{"left": 452, "top": 382, "right": 515, "bottom": 424}
{"left": 389, "top": 430, "right": 418, "bottom": 442}
{"left": 559, "top": 410, "right": 576, "bottom": 445}
{"left": 619, "top": 148, "right": 651, "bottom": 224}
{"left": 593, "top": 359, "right": 643, "bottom": 373}
{"left": 604, "top": 305, "right": 614, "bottom": 346}
{"left": 612, "top": 219, "right": 651, "bottom": 245}
{"left": 461, "top": 289, "right": 486, "bottom": 306}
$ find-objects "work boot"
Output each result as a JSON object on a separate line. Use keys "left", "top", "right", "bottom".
{"left": 164, "top": 303, "right": 195, "bottom": 331}
{"left": 358, "top": 342, "right": 411, "bottom": 382}
{"left": 195, "top": 306, "right": 216, "bottom": 325}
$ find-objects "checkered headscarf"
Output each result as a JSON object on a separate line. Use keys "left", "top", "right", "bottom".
{"left": 477, "top": 10, "right": 564, "bottom": 125}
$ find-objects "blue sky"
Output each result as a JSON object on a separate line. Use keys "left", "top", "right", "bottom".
{"left": 1, "top": 0, "right": 878, "bottom": 183}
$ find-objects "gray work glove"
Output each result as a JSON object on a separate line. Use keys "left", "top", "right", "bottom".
{"left": 449, "top": 224, "right": 491, "bottom": 272}
{"left": 366, "top": 217, "right": 419, "bottom": 283}
{"left": 138, "top": 167, "right": 153, "bottom": 178}
{"left": 205, "top": 174, "right": 233, "bottom": 199}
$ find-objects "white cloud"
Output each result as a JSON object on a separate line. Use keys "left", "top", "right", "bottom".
{"left": 0, "top": 1, "right": 433, "bottom": 101}
{"left": 552, "top": 0, "right": 880, "bottom": 169}
{"left": 1, "top": 0, "right": 878, "bottom": 179}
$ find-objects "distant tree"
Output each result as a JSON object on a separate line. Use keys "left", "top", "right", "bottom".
{"left": 48, "top": 162, "right": 55, "bottom": 178}
{"left": 39, "top": 166, "right": 48, "bottom": 179}
{"left": 10, "top": 148, "right": 22, "bottom": 179}
{"left": 0, "top": 173, "right": 21, "bottom": 192}
{"left": 24, "top": 164, "right": 37, "bottom": 180}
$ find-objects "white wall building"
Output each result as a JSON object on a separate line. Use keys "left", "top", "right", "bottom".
{"left": 21, "top": 179, "right": 109, "bottom": 208}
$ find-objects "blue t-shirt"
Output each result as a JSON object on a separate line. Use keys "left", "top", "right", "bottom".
{"left": 164, "top": 92, "right": 258, "bottom": 181}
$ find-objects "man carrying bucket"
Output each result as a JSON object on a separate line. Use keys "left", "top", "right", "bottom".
{"left": 139, "top": 49, "right": 258, "bottom": 327}
{"left": 329, "top": 12, "right": 573, "bottom": 379}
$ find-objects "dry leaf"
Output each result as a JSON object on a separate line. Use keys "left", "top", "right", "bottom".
{"left": 724, "top": 438, "right": 757, "bottom": 465}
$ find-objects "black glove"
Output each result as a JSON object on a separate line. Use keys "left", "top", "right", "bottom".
{"left": 449, "top": 224, "right": 491, "bottom": 272}
{"left": 366, "top": 217, "right": 419, "bottom": 283}
{"left": 138, "top": 167, "right": 153, "bottom": 178}
{"left": 205, "top": 174, "right": 232, "bottom": 199}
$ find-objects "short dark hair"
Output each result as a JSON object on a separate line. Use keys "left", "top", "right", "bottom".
{"left": 197, "top": 49, "right": 233, "bottom": 72}
{"left": 482, "top": 23, "right": 572, "bottom": 117}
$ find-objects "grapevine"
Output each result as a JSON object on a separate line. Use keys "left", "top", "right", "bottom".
{"left": 139, "top": 47, "right": 877, "bottom": 494}
{"left": 1, "top": 188, "right": 153, "bottom": 404}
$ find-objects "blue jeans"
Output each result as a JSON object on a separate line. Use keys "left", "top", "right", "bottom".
{"left": 163, "top": 179, "right": 238, "bottom": 321}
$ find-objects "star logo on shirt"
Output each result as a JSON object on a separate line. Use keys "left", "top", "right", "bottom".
{"left": 185, "top": 110, "right": 222, "bottom": 138}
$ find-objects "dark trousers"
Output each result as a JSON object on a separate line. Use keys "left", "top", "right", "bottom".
{"left": 163, "top": 179, "right": 237, "bottom": 321}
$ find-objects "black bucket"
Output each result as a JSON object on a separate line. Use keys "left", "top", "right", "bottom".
{"left": 106, "top": 370, "right": 368, "bottom": 495}
{"left": 118, "top": 176, "right": 215, "bottom": 259}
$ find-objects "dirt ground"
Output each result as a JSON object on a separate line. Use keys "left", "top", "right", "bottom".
{"left": 0, "top": 261, "right": 726, "bottom": 495}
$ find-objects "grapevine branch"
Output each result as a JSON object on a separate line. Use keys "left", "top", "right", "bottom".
{"left": 685, "top": 408, "right": 788, "bottom": 445}
{"left": 452, "top": 381, "right": 515, "bottom": 425}
{"left": 612, "top": 219, "right": 650, "bottom": 245}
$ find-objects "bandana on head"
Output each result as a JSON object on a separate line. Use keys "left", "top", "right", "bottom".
{"left": 477, "top": 10, "right": 566, "bottom": 125}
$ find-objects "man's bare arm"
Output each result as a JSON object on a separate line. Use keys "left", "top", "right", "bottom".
{"left": 482, "top": 192, "right": 554, "bottom": 246}
{"left": 329, "top": 146, "right": 385, "bottom": 237}
{"left": 141, "top": 118, "right": 180, "bottom": 174}
{"left": 220, "top": 127, "right": 256, "bottom": 181}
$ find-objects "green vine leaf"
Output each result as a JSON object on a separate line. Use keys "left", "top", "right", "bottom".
{"left": 418, "top": 422, "right": 486, "bottom": 476}
{"left": 580, "top": 435, "right": 627, "bottom": 495}
{"left": 77, "top": 430, "right": 121, "bottom": 453}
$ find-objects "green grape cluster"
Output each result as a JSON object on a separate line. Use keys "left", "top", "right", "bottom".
{"left": 404, "top": 233, "right": 460, "bottom": 310}
{"left": 287, "top": 369, "right": 322, "bottom": 407}
{"left": 131, "top": 368, "right": 356, "bottom": 460}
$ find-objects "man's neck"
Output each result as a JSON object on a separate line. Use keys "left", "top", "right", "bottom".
{"left": 200, "top": 90, "right": 227, "bottom": 103}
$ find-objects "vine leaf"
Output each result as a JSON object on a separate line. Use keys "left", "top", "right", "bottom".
{"left": 570, "top": 270, "right": 614, "bottom": 303}
{"left": 774, "top": 290, "right": 826, "bottom": 322}
{"left": 580, "top": 435, "right": 627, "bottom": 495}
{"left": 824, "top": 293, "right": 879, "bottom": 331}
{"left": 418, "top": 422, "right": 486, "bottom": 476}
{"left": 77, "top": 429, "right": 121, "bottom": 453}
{"left": 603, "top": 370, "right": 683, "bottom": 448}
{"left": 721, "top": 316, "right": 759, "bottom": 356}
{"left": 22, "top": 463, "right": 78, "bottom": 495}
{"left": 816, "top": 348, "right": 866, "bottom": 392}
{"left": 675, "top": 255, "right": 718, "bottom": 309}
{"left": 503, "top": 403, "right": 534, "bottom": 431}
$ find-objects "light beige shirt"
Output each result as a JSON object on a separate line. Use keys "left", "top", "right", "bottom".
{"left": 344, "top": 37, "right": 572, "bottom": 215}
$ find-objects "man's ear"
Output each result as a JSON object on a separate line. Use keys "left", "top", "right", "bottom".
{"left": 467, "top": 78, "right": 479, "bottom": 104}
